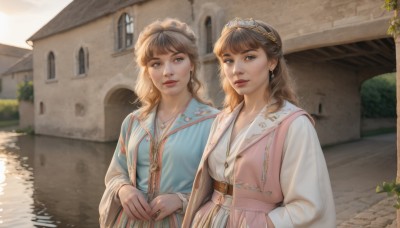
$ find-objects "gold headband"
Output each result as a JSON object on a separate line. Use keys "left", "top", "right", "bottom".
{"left": 225, "top": 18, "right": 279, "bottom": 45}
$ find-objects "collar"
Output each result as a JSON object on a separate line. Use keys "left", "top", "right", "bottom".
{"left": 138, "top": 98, "right": 218, "bottom": 138}
{"left": 203, "top": 101, "right": 301, "bottom": 159}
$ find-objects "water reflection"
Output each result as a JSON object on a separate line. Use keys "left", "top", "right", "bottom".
{"left": 0, "top": 132, "right": 115, "bottom": 228}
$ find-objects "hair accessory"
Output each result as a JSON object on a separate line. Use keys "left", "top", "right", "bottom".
{"left": 225, "top": 18, "right": 279, "bottom": 45}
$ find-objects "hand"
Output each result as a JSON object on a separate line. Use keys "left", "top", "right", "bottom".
{"left": 118, "top": 185, "right": 151, "bottom": 221}
{"left": 149, "top": 194, "right": 182, "bottom": 221}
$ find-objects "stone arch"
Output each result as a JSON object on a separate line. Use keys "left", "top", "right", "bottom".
{"left": 104, "top": 86, "right": 139, "bottom": 141}
{"left": 359, "top": 72, "right": 396, "bottom": 135}
{"left": 285, "top": 37, "right": 395, "bottom": 145}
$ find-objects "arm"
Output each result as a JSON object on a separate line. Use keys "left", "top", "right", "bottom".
{"left": 268, "top": 116, "right": 335, "bottom": 228}
{"left": 99, "top": 114, "right": 148, "bottom": 225}
{"left": 104, "top": 114, "right": 134, "bottom": 203}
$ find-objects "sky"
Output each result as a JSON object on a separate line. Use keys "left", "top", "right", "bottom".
{"left": 0, "top": 0, "right": 73, "bottom": 49}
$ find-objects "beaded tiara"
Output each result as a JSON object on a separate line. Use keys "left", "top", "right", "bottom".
{"left": 224, "top": 18, "right": 279, "bottom": 46}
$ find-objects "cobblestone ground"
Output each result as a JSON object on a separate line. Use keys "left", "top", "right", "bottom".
{"left": 338, "top": 197, "right": 397, "bottom": 228}
{"left": 323, "top": 133, "right": 397, "bottom": 227}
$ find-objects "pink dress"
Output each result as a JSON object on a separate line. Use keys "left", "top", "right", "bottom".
{"left": 183, "top": 101, "right": 336, "bottom": 228}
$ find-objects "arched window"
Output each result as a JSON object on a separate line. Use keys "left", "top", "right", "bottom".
{"left": 78, "top": 47, "right": 86, "bottom": 75}
{"left": 47, "top": 52, "right": 55, "bottom": 79}
{"left": 117, "top": 13, "right": 134, "bottom": 49}
{"left": 39, "top": 102, "right": 45, "bottom": 114}
{"left": 205, "top": 17, "right": 213, "bottom": 53}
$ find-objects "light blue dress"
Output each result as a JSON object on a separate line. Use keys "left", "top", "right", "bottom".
{"left": 99, "top": 98, "right": 219, "bottom": 228}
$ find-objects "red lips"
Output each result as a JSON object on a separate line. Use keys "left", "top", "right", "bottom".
{"left": 234, "top": 79, "right": 249, "bottom": 87}
{"left": 163, "top": 80, "right": 178, "bottom": 87}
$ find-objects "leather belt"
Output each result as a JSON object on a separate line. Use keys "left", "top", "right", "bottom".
{"left": 213, "top": 179, "right": 233, "bottom": 195}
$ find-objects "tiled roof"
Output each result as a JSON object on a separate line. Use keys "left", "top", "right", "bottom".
{"left": 0, "top": 44, "right": 31, "bottom": 58}
{"left": 28, "top": 0, "right": 146, "bottom": 41}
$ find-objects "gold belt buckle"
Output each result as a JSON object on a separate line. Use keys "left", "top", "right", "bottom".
{"left": 221, "top": 182, "right": 229, "bottom": 194}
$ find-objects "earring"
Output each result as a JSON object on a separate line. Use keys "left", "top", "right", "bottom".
{"left": 190, "top": 71, "right": 194, "bottom": 83}
{"left": 269, "top": 70, "right": 275, "bottom": 81}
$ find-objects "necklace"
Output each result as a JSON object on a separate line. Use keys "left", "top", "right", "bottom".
{"left": 149, "top": 107, "right": 181, "bottom": 173}
{"left": 158, "top": 115, "right": 176, "bottom": 129}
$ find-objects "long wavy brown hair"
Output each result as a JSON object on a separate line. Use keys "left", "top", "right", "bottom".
{"left": 214, "top": 19, "right": 298, "bottom": 113}
{"left": 134, "top": 18, "right": 211, "bottom": 119}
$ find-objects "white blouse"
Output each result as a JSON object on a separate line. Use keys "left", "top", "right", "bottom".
{"left": 207, "top": 115, "right": 336, "bottom": 227}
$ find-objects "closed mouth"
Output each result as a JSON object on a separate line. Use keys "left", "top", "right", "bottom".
{"left": 163, "top": 80, "right": 177, "bottom": 85}
{"left": 234, "top": 79, "right": 249, "bottom": 84}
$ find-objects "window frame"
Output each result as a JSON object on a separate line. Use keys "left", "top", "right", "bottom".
{"left": 78, "top": 47, "right": 86, "bottom": 75}
{"left": 117, "top": 13, "right": 134, "bottom": 50}
{"left": 47, "top": 52, "right": 56, "bottom": 80}
{"left": 205, "top": 16, "right": 213, "bottom": 54}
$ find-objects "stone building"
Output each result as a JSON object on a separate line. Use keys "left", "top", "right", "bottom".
{"left": 1, "top": 53, "right": 33, "bottom": 99}
{"left": 28, "top": 0, "right": 394, "bottom": 145}
{"left": 0, "top": 44, "right": 31, "bottom": 99}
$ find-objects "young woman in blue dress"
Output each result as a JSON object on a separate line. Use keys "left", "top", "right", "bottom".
{"left": 99, "top": 18, "right": 219, "bottom": 228}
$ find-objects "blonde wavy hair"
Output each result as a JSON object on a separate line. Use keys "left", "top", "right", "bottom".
{"left": 134, "top": 18, "right": 210, "bottom": 119}
{"left": 214, "top": 18, "right": 298, "bottom": 112}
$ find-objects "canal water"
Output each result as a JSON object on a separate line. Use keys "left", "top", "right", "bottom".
{"left": 0, "top": 132, "right": 115, "bottom": 228}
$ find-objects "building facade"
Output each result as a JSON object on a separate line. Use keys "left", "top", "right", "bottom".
{"left": 0, "top": 44, "right": 31, "bottom": 99}
{"left": 29, "top": 0, "right": 393, "bottom": 145}
{"left": 1, "top": 53, "right": 33, "bottom": 99}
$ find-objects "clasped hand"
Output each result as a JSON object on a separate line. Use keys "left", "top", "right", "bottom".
{"left": 118, "top": 185, "right": 182, "bottom": 221}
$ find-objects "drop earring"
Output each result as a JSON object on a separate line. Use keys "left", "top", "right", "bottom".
{"left": 269, "top": 70, "right": 275, "bottom": 81}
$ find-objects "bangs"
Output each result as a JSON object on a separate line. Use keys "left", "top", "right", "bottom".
{"left": 141, "top": 31, "right": 191, "bottom": 64}
{"left": 214, "top": 28, "right": 262, "bottom": 57}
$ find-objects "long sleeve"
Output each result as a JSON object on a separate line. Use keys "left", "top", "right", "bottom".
{"left": 99, "top": 114, "right": 134, "bottom": 227}
{"left": 268, "top": 116, "right": 336, "bottom": 228}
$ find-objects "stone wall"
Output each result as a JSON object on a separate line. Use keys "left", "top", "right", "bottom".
{"left": 287, "top": 57, "right": 360, "bottom": 145}
{"left": 32, "top": 0, "right": 390, "bottom": 144}
{"left": 19, "top": 101, "right": 34, "bottom": 128}
{"left": 33, "top": 15, "right": 137, "bottom": 141}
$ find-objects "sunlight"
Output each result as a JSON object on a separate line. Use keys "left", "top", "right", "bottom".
{"left": 0, "top": 157, "right": 6, "bottom": 198}
{"left": 0, "top": 157, "right": 5, "bottom": 184}
{"left": 0, "top": 12, "right": 9, "bottom": 39}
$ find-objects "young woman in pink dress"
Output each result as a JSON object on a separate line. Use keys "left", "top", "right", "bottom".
{"left": 183, "top": 18, "right": 336, "bottom": 228}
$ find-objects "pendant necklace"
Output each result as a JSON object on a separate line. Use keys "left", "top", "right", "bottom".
{"left": 158, "top": 115, "right": 176, "bottom": 129}
{"left": 150, "top": 109, "right": 179, "bottom": 173}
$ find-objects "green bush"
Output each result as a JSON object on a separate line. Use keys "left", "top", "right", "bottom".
{"left": 17, "top": 81, "right": 33, "bottom": 102}
{"left": 0, "top": 100, "right": 19, "bottom": 120}
{"left": 361, "top": 73, "right": 396, "bottom": 118}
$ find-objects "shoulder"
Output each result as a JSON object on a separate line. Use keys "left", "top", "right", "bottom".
{"left": 288, "top": 115, "right": 314, "bottom": 132}
{"left": 191, "top": 100, "right": 220, "bottom": 119}
{"left": 121, "top": 110, "right": 140, "bottom": 128}
{"left": 280, "top": 101, "right": 314, "bottom": 125}
{"left": 285, "top": 114, "right": 318, "bottom": 147}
